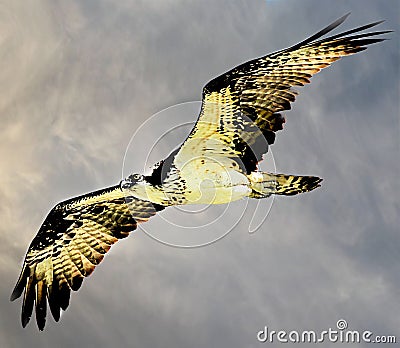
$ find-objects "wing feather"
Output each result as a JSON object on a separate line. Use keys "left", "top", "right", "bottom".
{"left": 21, "top": 275, "right": 35, "bottom": 328}
{"left": 47, "top": 279, "right": 61, "bottom": 322}
{"left": 170, "top": 15, "right": 390, "bottom": 174}
{"left": 11, "top": 184, "right": 164, "bottom": 330}
{"left": 35, "top": 281, "right": 47, "bottom": 330}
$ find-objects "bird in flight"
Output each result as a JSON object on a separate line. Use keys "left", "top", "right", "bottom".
{"left": 11, "top": 14, "right": 390, "bottom": 330}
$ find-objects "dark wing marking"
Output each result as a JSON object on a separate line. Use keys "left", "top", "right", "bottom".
{"left": 11, "top": 184, "right": 164, "bottom": 330}
{"left": 167, "top": 14, "right": 390, "bottom": 174}
{"left": 144, "top": 148, "right": 180, "bottom": 186}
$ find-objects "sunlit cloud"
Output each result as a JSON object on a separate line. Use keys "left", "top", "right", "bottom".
{"left": 0, "top": 0, "right": 398, "bottom": 346}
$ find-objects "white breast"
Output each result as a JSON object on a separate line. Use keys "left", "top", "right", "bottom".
{"left": 178, "top": 156, "right": 250, "bottom": 204}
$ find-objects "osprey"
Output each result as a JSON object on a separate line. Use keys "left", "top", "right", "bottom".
{"left": 11, "top": 14, "right": 390, "bottom": 330}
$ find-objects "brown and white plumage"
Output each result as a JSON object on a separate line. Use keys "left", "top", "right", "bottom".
{"left": 186, "top": 14, "right": 389, "bottom": 174}
{"left": 11, "top": 14, "right": 390, "bottom": 330}
{"left": 11, "top": 185, "right": 163, "bottom": 330}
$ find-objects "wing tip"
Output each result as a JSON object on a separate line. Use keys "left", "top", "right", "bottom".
{"left": 284, "top": 12, "right": 351, "bottom": 52}
{"left": 12, "top": 265, "right": 71, "bottom": 329}
{"left": 58, "top": 283, "right": 71, "bottom": 311}
{"left": 10, "top": 265, "right": 29, "bottom": 301}
{"left": 21, "top": 314, "right": 30, "bottom": 328}
{"left": 283, "top": 13, "right": 392, "bottom": 54}
{"left": 35, "top": 281, "right": 47, "bottom": 331}
{"left": 21, "top": 277, "right": 35, "bottom": 329}
{"left": 10, "top": 288, "right": 22, "bottom": 302}
{"left": 70, "top": 276, "right": 84, "bottom": 291}
{"left": 341, "top": 12, "right": 351, "bottom": 22}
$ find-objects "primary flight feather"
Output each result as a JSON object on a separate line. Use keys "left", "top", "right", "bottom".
{"left": 11, "top": 14, "right": 390, "bottom": 330}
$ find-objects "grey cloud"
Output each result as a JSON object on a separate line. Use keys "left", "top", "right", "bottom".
{"left": 0, "top": 0, "right": 399, "bottom": 347}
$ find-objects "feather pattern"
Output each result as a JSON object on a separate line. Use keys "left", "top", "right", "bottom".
{"left": 11, "top": 14, "right": 390, "bottom": 331}
{"left": 11, "top": 185, "right": 164, "bottom": 330}
{"left": 168, "top": 14, "right": 390, "bottom": 174}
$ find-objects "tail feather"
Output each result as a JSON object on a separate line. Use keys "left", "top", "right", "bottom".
{"left": 249, "top": 172, "right": 322, "bottom": 198}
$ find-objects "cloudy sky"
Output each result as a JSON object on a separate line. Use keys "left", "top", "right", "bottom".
{"left": 0, "top": 0, "right": 399, "bottom": 347}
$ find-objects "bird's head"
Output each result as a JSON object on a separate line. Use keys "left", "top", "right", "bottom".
{"left": 120, "top": 173, "right": 146, "bottom": 190}
{"left": 120, "top": 173, "right": 167, "bottom": 204}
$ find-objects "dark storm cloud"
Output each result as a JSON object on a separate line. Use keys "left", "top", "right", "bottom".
{"left": 1, "top": 1, "right": 398, "bottom": 347}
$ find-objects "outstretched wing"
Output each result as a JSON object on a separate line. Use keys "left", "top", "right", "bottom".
{"left": 147, "top": 14, "right": 390, "bottom": 182}
{"left": 11, "top": 184, "right": 164, "bottom": 330}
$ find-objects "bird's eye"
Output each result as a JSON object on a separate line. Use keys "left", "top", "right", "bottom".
{"left": 133, "top": 174, "right": 142, "bottom": 180}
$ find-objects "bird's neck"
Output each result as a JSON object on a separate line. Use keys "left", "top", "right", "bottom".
{"left": 128, "top": 182, "right": 171, "bottom": 206}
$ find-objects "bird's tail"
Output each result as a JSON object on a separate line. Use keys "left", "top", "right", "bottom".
{"left": 248, "top": 172, "right": 322, "bottom": 198}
